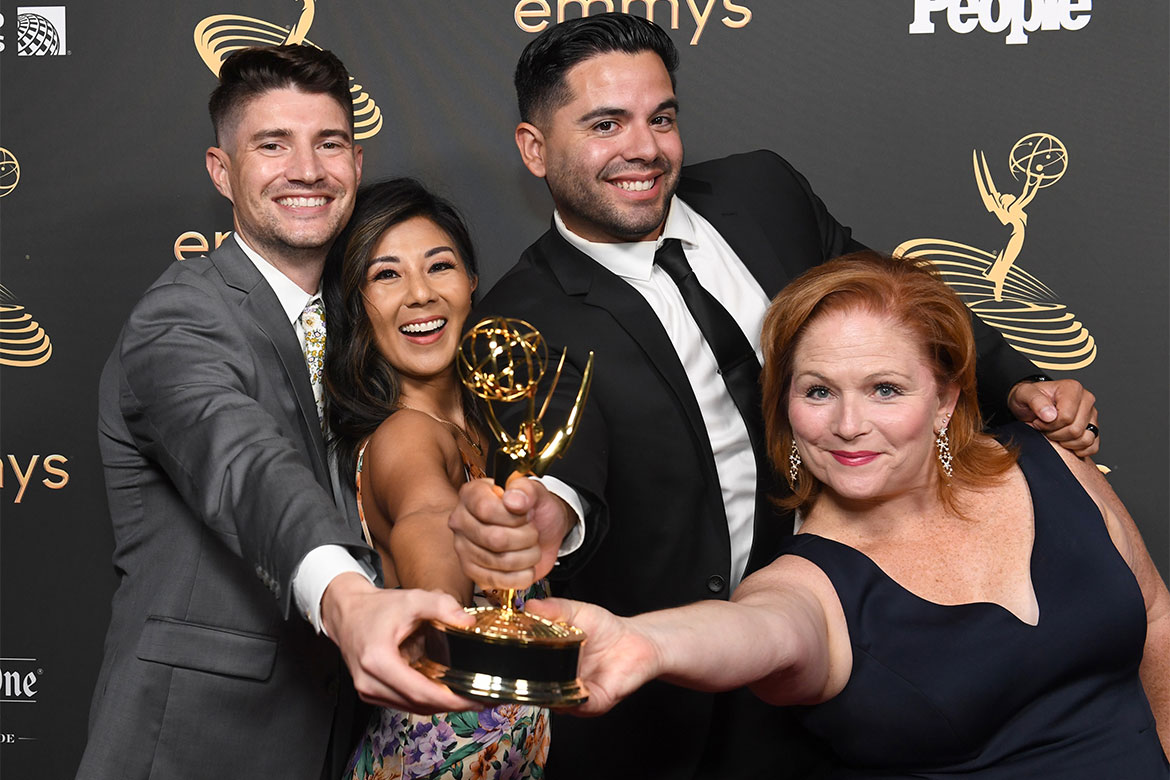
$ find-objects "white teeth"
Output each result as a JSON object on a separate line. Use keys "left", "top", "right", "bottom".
{"left": 613, "top": 179, "right": 654, "bottom": 192}
{"left": 277, "top": 196, "right": 328, "bottom": 207}
{"left": 400, "top": 318, "right": 446, "bottom": 335}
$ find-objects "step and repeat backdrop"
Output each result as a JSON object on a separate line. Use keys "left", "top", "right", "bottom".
{"left": 1, "top": 1, "right": 1167, "bottom": 775}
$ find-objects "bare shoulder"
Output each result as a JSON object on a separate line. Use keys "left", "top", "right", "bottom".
{"left": 363, "top": 410, "right": 462, "bottom": 486}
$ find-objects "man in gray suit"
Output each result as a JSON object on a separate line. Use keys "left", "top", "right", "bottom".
{"left": 79, "top": 46, "right": 472, "bottom": 779}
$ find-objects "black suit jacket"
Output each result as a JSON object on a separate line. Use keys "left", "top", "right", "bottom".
{"left": 79, "top": 240, "right": 375, "bottom": 779}
{"left": 475, "top": 151, "right": 1036, "bottom": 779}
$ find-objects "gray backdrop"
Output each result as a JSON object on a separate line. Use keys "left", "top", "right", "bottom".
{"left": 1, "top": 1, "right": 1166, "bottom": 776}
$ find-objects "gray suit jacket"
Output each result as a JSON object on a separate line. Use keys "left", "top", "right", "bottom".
{"left": 79, "top": 240, "right": 375, "bottom": 779}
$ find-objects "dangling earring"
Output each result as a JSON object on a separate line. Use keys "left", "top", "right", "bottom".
{"left": 935, "top": 414, "right": 953, "bottom": 479}
{"left": 788, "top": 441, "right": 802, "bottom": 485}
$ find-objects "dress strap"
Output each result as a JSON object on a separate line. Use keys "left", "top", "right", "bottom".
{"left": 355, "top": 439, "right": 374, "bottom": 548}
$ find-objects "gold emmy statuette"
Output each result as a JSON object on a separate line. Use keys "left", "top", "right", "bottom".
{"left": 414, "top": 317, "right": 594, "bottom": 706}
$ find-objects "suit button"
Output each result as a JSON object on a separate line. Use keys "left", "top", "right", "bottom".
{"left": 706, "top": 575, "right": 726, "bottom": 593}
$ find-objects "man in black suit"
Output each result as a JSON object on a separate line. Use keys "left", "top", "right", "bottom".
{"left": 450, "top": 14, "right": 1099, "bottom": 779}
{"left": 79, "top": 46, "right": 472, "bottom": 780}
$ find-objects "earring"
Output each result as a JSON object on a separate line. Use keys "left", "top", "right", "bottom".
{"left": 935, "top": 416, "right": 953, "bottom": 479}
{"left": 789, "top": 441, "right": 802, "bottom": 484}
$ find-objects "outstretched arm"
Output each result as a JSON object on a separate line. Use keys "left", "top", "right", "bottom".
{"left": 360, "top": 411, "right": 478, "bottom": 604}
{"left": 322, "top": 573, "right": 477, "bottom": 712}
{"left": 527, "top": 555, "right": 851, "bottom": 715}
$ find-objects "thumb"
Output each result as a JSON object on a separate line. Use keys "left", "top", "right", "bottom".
{"left": 1011, "top": 382, "right": 1057, "bottom": 424}
{"left": 525, "top": 597, "right": 576, "bottom": 625}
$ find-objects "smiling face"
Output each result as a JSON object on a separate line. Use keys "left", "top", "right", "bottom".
{"left": 206, "top": 87, "right": 362, "bottom": 276}
{"left": 516, "top": 50, "right": 682, "bottom": 243}
{"left": 361, "top": 216, "right": 476, "bottom": 384}
{"left": 787, "top": 308, "right": 959, "bottom": 509}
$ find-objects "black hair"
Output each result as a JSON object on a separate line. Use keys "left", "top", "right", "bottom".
{"left": 514, "top": 13, "right": 679, "bottom": 124}
{"left": 323, "top": 178, "right": 480, "bottom": 482}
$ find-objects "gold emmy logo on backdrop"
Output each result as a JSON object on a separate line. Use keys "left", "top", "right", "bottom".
{"left": 193, "top": 0, "right": 383, "bottom": 139}
{"left": 0, "top": 285, "right": 53, "bottom": 367}
{"left": 0, "top": 148, "right": 21, "bottom": 198}
{"left": 415, "top": 317, "right": 594, "bottom": 706}
{"left": 895, "top": 133, "right": 1095, "bottom": 372}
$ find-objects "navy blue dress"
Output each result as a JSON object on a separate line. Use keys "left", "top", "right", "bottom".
{"left": 777, "top": 423, "right": 1168, "bottom": 778}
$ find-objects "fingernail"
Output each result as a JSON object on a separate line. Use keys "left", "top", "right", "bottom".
{"left": 1040, "top": 406, "right": 1057, "bottom": 422}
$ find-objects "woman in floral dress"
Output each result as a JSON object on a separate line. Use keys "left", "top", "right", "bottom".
{"left": 325, "top": 179, "right": 550, "bottom": 780}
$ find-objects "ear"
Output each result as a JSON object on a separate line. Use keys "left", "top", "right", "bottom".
{"left": 469, "top": 274, "right": 479, "bottom": 295}
{"left": 515, "top": 122, "right": 547, "bottom": 178}
{"left": 937, "top": 382, "right": 961, "bottom": 430}
{"left": 205, "top": 147, "right": 234, "bottom": 203}
{"left": 353, "top": 143, "right": 364, "bottom": 185}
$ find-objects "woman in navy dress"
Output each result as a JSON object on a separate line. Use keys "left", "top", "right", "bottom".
{"left": 530, "top": 252, "right": 1169, "bottom": 777}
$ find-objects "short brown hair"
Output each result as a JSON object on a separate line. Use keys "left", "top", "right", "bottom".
{"left": 209, "top": 45, "right": 353, "bottom": 147}
{"left": 760, "top": 251, "right": 1016, "bottom": 513}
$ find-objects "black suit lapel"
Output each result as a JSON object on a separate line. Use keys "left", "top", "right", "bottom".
{"left": 210, "top": 241, "right": 331, "bottom": 483}
{"left": 532, "top": 229, "right": 715, "bottom": 466}
{"left": 679, "top": 173, "right": 788, "bottom": 298}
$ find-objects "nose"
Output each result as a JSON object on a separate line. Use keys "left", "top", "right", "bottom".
{"left": 831, "top": 394, "right": 868, "bottom": 440}
{"left": 623, "top": 121, "right": 663, "bottom": 164}
{"left": 405, "top": 271, "right": 437, "bottom": 306}
{"left": 286, "top": 144, "right": 325, "bottom": 185}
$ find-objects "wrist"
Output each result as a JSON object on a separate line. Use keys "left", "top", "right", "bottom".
{"left": 320, "top": 571, "right": 378, "bottom": 639}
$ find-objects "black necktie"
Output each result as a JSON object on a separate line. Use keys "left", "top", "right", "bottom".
{"left": 654, "top": 238, "right": 784, "bottom": 574}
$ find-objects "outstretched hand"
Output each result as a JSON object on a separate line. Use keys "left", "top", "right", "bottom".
{"left": 448, "top": 473, "right": 572, "bottom": 591}
{"left": 526, "top": 597, "right": 661, "bottom": 717}
{"left": 321, "top": 572, "right": 479, "bottom": 713}
{"left": 1008, "top": 378, "right": 1098, "bottom": 457}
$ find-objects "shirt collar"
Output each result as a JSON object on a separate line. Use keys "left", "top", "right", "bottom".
{"left": 553, "top": 195, "right": 700, "bottom": 282}
{"left": 233, "top": 233, "right": 321, "bottom": 325}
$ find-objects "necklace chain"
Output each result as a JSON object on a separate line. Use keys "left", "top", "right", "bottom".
{"left": 397, "top": 403, "right": 484, "bottom": 456}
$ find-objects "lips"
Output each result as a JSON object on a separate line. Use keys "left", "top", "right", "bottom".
{"left": 399, "top": 317, "right": 447, "bottom": 337}
{"left": 275, "top": 195, "right": 329, "bottom": 208}
{"left": 612, "top": 178, "right": 655, "bottom": 192}
{"left": 830, "top": 450, "right": 879, "bottom": 466}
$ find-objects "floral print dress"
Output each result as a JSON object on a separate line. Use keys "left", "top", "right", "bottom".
{"left": 344, "top": 443, "right": 551, "bottom": 780}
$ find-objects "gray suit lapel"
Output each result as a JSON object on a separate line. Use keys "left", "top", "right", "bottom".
{"left": 209, "top": 241, "right": 331, "bottom": 482}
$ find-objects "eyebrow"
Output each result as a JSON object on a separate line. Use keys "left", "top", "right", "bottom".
{"left": 366, "top": 245, "right": 457, "bottom": 268}
{"left": 576, "top": 98, "right": 679, "bottom": 126}
{"left": 794, "top": 370, "right": 915, "bottom": 384}
{"left": 247, "top": 128, "right": 352, "bottom": 144}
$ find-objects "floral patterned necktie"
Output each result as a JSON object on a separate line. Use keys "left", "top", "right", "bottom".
{"left": 299, "top": 298, "right": 326, "bottom": 425}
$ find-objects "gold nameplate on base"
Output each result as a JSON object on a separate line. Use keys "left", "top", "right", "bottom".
{"left": 415, "top": 317, "right": 594, "bottom": 706}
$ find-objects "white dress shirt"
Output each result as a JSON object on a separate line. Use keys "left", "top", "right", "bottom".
{"left": 554, "top": 197, "right": 770, "bottom": 588}
{"left": 233, "top": 234, "right": 372, "bottom": 633}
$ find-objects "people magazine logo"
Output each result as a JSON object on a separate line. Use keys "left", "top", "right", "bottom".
{"left": 909, "top": 0, "right": 1090, "bottom": 44}
{"left": 194, "top": 0, "right": 382, "bottom": 139}
{"left": 14, "top": 6, "right": 67, "bottom": 55}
